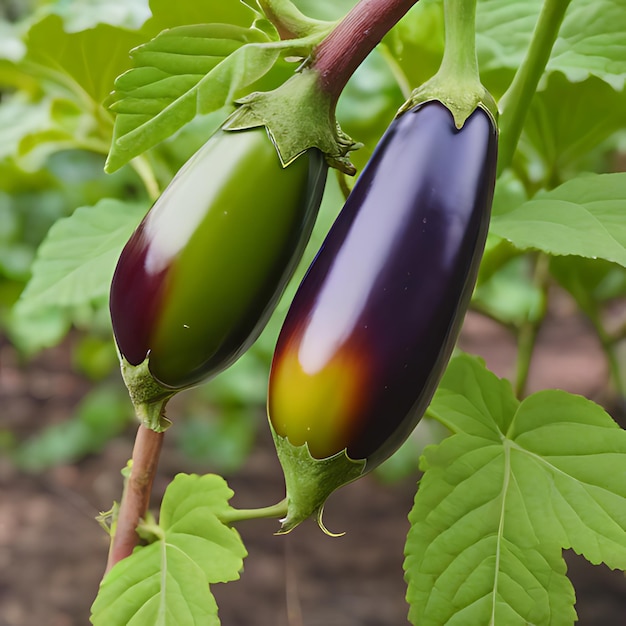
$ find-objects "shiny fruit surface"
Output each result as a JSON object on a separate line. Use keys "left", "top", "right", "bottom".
{"left": 110, "top": 126, "right": 327, "bottom": 389}
{"left": 269, "top": 102, "right": 498, "bottom": 468}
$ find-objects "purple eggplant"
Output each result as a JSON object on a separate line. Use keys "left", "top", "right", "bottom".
{"left": 268, "top": 101, "right": 497, "bottom": 528}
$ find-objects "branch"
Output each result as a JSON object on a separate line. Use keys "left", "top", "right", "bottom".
{"left": 312, "top": 0, "right": 419, "bottom": 102}
{"left": 105, "top": 424, "right": 165, "bottom": 573}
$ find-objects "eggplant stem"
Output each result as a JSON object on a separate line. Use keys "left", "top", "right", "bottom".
{"left": 219, "top": 498, "right": 289, "bottom": 524}
{"left": 438, "top": 0, "right": 480, "bottom": 86}
{"left": 311, "top": 0, "right": 419, "bottom": 103}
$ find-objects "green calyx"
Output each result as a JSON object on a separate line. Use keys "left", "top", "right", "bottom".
{"left": 119, "top": 356, "right": 173, "bottom": 432}
{"left": 399, "top": 0, "right": 498, "bottom": 129}
{"left": 398, "top": 78, "right": 498, "bottom": 131}
{"left": 270, "top": 423, "right": 366, "bottom": 534}
{"left": 223, "top": 67, "right": 360, "bottom": 175}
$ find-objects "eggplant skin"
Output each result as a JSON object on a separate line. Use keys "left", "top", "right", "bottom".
{"left": 269, "top": 101, "right": 498, "bottom": 468}
{"left": 110, "top": 127, "right": 327, "bottom": 390}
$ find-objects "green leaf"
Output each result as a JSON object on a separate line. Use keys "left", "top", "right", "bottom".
{"left": 47, "top": 0, "right": 151, "bottom": 32}
{"left": 520, "top": 73, "right": 626, "bottom": 176}
{"left": 384, "top": 0, "right": 626, "bottom": 101}
{"left": 0, "top": 14, "right": 146, "bottom": 167}
{"left": 144, "top": 0, "right": 258, "bottom": 34}
{"left": 476, "top": 0, "right": 626, "bottom": 90}
{"left": 105, "top": 23, "right": 278, "bottom": 172}
{"left": 25, "top": 14, "right": 147, "bottom": 106}
{"left": 406, "top": 354, "right": 626, "bottom": 625}
{"left": 549, "top": 0, "right": 626, "bottom": 89}
{"left": 426, "top": 354, "right": 520, "bottom": 438}
{"left": 0, "top": 91, "right": 110, "bottom": 170}
{"left": 550, "top": 256, "right": 626, "bottom": 314}
{"left": 18, "top": 97, "right": 115, "bottom": 170}
{"left": 490, "top": 169, "right": 527, "bottom": 218}
{"left": 6, "top": 306, "right": 71, "bottom": 355}
{"left": 15, "top": 198, "right": 148, "bottom": 312}
{"left": 0, "top": 94, "right": 52, "bottom": 161}
{"left": 490, "top": 173, "right": 626, "bottom": 266}
{"left": 91, "top": 473, "right": 247, "bottom": 626}
{"left": 0, "top": 57, "right": 40, "bottom": 93}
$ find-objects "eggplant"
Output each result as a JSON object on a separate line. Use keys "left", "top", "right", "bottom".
{"left": 110, "top": 127, "right": 327, "bottom": 393}
{"left": 267, "top": 101, "right": 498, "bottom": 530}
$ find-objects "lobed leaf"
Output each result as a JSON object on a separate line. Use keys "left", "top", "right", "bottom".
{"left": 91, "top": 474, "right": 247, "bottom": 626}
{"left": 386, "top": 0, "right": 626, "bottom": 104}
{"left": 550, "top": 255, "right": 626, "bottom": 317}
{"left": 427, "top": 354, "right": 519, "bottom": 439}
{"left": 406, "top": 355, "right": 626, "bottom": 625}
{"left": 490, "top": 173, "right": 626, "bottom": 266}
{"left": 25, "top": 14, "right": 146, "bottom": 106}
{"left": 548, "top": 0, "right": 626, "bottom": 89}
{"left": 477, "top": 0, "right": 626, "bottom": 90}
{"left": 104, "top": 23, "right": 278, "bottom": 172}
{"left": 520, "top": 73, "right": 626, "bottom": 175}
{"left": 15, "top": 199, "right": 148, "bottom": 312}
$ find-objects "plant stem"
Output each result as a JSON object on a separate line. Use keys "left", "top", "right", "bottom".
{"left": 497, "top": 0, "right": 573, "bottom": 174}
{"left": 378, "top": 42, "right": 412, "bottom": 98}
{"left": 515, "top": 317, "right": 539, "bottom": 398}
{"left": 438, "top": 0, "right": 479, "bottom": 85}
{"left": 131, "top": 155, "right": 161, "bottom": 201}
{"left": 335, "top": 168, "right": 353, "bottom": 201}
{"left": 257, "top": 0, "right": 332, "bottom": 39}
{"left": 311, "top": 0, "right": 419, "bottom": 102}
{"left": 400, "top": 0, "right": 496, "bottom": 127}
{"left": 105, "top": 425, "right": 164, "bottom": 573}
{"left": 514, "top": 253, "right": 550, "bottom": 397}
{"left": 586, "top": 309, "right": 626, "bottom": 399}
{"left": 219, "top": 498, "right": 289, "bottom": 524}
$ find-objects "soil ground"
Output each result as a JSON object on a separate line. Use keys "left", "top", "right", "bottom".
{"left": 2, "top": 293, "right": 626, "bottom": 626}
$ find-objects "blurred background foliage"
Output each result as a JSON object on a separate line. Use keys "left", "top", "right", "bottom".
{"left": 1, "top": 0, "right": 625, "bottom": 482}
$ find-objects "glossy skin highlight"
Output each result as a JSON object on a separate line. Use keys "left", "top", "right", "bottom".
{"left": 269, "top": 102, "right": 498, "bottom": 467}
{"left": 110, "top": 127, "right": 327, "bottom": 389}
{"left": 270, "top": 334, "right": 371, "bottom": 458}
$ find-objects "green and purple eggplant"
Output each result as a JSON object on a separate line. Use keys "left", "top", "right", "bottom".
{"left": 268, "top": 101, "right": 498, "bottom": 531}
{"left": 110, "top": 126, "right": 327, "bottom": 394}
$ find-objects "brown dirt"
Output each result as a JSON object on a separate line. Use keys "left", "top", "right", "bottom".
{"left": 2, "top": 292, "right": 626, "bottom": 626}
